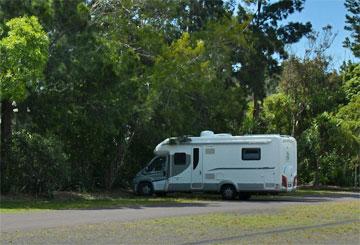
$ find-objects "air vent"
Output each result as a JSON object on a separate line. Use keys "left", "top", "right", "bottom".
{"left": 205, "top": 173, "right": 215, "bottom": 180}
{"left": 205, "top": 148, "right": 215, "bottom": 154}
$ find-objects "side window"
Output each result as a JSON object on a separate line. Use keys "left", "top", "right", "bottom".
{"left": 174, "top": 153, "right": 186, "bottom": 165}
{"left": 193, "top": 148, "right": 199, "bottom": 169}
{"left": 242, "top": 148, "right": 261, "bottom": 161}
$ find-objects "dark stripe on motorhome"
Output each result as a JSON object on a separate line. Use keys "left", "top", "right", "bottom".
{"left": 151, "top": 178, "right": 167, "bottom": 183}
{"left": 167, "top": 141, "right": 272, "bottom": 145}
{"left": 208, "top": 167, "right": 275, "bottom": 171}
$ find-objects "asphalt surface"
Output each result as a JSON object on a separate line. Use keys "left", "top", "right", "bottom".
{"left": 1, "top": 193, "right": 359, "bottom": 233}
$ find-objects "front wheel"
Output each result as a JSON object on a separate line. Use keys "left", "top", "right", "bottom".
{"left": 221, "top": 185, "right": 237, "bottom": 200}
{"left": 137, "top": 182, "right": 154, "bottom": 196}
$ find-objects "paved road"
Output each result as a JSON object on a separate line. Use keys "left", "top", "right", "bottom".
{"left": 1, "top": 193, "right": 358, "bottom": 233}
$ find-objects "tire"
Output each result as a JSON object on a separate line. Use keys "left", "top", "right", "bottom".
{"left": 238, "top": 192, "right": 251, "bottom": 201}
{"left": 137, "top": 182, "right": 154, "bottom": 197}
{"left": 221, "top": 184, "right": 237, "bottom": 200}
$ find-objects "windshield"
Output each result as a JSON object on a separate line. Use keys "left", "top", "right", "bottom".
{"left": 145, "top": 156, "right": 166, "bottom": 172}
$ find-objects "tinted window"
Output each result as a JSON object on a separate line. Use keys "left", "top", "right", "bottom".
{"left": 193, "top": 148, "right": 199, "bottom": 169}
{"left": 146, "top": 156, "right": 166, "bottom": 172}
{"left": 242, "top": 148, "right": 261, "bottom": 160}
{"left": 174, "top": 153, "right": 186, "bottom": 165}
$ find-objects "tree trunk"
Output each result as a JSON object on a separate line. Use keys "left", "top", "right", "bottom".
{"left": 252, "top": 93, "right": 262, "bottom": 133}
{"left": 1, "top": 99, "right": 13, "bottom": 193}
{"left": 313, "top": 161, "right": 320, "bottom": 187}
{"left": 1, "top": 99, "right": 13, "bottom": 159}
{"left": 253, "top": 93, "right": 259, "bottom": 120}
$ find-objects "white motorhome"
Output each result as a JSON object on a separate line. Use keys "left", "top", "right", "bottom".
{"left": 133, "top": 131, "right": 297, "bottom": 200}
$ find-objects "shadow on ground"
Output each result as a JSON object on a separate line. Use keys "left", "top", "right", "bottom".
{"left": 1, "top": 191, "right": 358, "bottom": 212}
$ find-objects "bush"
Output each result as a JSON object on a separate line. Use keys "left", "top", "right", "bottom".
{"left": 4, "top": 130, "right": 70, "bottom": 195}
{"left": 298, "top": 112, "right": 358, "bottom": 186}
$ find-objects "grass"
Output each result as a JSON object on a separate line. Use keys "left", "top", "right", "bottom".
{"left": 2, "top": 200, "right": 359, "bottom": 244}
{"left": 221, "top": 223, "right": 360, "bottom": 245}
{"left": 119, "top": 200, "right": 360, "bottom": 244}
{"left": 284, "top": 188, "right": 358, "bottom": 196}
{"left": 1, "top": 188, "right": 358, "bottom": 214}
{"left": 0, "top": 192, "right": 196, "bottom": 214}
{"left": 131, "top": 200, "right": 360, "bottom": 230}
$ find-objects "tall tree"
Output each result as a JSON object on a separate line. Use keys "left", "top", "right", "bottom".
{"left": 236, "top": 0, "right": 311, "bottom": 130}
{"left": 0, "top": 16, "right": 49, "bottom": 183}
{"left": 279, "top": 56, "right": 343, "bottom": 137}
{"left": 0, "top": 0, "right": 54, "bottom": 28}
{"left": 343, "top": 0, "right": 360, "bottom": 57}
{"left": 176, "top": 0, "right": 234, "bottom": 32}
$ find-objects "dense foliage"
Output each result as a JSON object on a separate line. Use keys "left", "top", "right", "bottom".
{"left": 0, "top": 0, "right": 359, "bottom": 194}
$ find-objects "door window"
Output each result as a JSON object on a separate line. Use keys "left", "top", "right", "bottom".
{"left": 193, "top": 148, "right": 199, "bottom": 169}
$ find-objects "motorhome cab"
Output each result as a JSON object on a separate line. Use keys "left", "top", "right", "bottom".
{"left": 133, "top": 131, "right": 297, "bottom": 200}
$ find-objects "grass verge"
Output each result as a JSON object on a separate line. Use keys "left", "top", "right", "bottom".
{"left": 0, "top": 193, "right": 195, "bottom": 214}
{"left": 120, "top": 200, "right": 360, "bottom": 244}
{"left": 1, "top": 188, "right": 358, "bottom": 214}
{"left": 1, "top": 200, "right": 359, "bottom": 244}
{"left": 129, "top": 200, "right": 359, "bottom": 231}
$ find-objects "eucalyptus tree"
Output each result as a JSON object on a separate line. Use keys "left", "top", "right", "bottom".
{"left": 235, "top": 0, "right": 312, "bottom": 130}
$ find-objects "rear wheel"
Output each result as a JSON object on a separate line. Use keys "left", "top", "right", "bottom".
{"left": 238, "top": 192, "right": 251, "bottom": 201}
{"left": 221, "top": 185, "right": 237, "bottom": 200}
{"left": 137, "top": 182, "right": 154, "bottom": 196}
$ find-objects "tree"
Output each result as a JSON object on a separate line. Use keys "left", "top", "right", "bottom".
{"left": 0, "top": 16, "right": 49, "bottom": 168}
{"left": 236, "top": 0, "right": 312, "bottom": 129}
{"left": 341, "top": 62, "right": 360, "bottom": 102}
{"left": 262, "top": 93, "right": 293, "bottom": 134}
{"left": 279, "top": 56, "right": 343, "bottom": 137}
{"left": 299, "top": 112, "right": 358, "bottom": 186}
{"left": 27, "top": 0, "right": 168, "bottom": 189}
{"left": 343, "top": 0, "right": 360, "bottom": 57}
{"left": 336, "top": 96, "right": 360, "bottom": 187}
{"left": 147, "top": 32, "right": 216, "bottom": 137}
{"left": 176, "top": 0, "right": 234, "bottom": 32}
{"left": 0, "top": 0, "right": 54, "bottom": 29}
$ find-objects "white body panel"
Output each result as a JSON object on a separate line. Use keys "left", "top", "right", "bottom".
{"left": 148, "top": 132, "right": 297, "bottom": 193}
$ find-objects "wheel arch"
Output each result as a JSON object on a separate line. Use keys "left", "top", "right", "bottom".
{"left": 137, "top": 180, "right": 154, "bottom": 194}
{"left": 219, "top": 181, "right": 238, "bottom": 193}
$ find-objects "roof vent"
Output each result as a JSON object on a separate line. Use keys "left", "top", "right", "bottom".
{"left": 200, "top": 130, "right": 214, "bottom": 137}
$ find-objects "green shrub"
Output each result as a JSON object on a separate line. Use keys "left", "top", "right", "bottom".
{"left": 298, "top": 112, "right": 358, "bottom": 186}
{"left": 5, "top": 130, "right": 70, "bottom": 195}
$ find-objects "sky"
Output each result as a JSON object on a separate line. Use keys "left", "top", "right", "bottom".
{"left": 285, "top": 0, "right": 358, "bottom": 69}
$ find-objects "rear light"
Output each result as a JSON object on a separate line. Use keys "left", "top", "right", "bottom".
{"left": 282, "top": 175, "right": 287, "bottom": 188}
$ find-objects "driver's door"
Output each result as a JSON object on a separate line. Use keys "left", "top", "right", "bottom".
{"left": 145, "top": 156, "right": 168, "bottom": 192}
